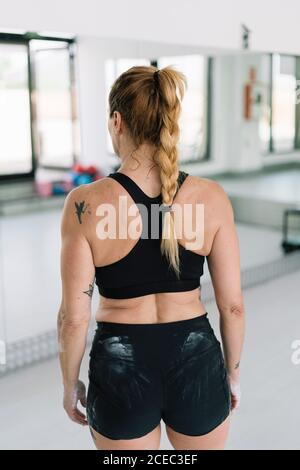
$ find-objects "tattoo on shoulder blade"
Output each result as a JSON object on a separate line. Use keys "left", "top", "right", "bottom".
{"left": 83, "top": 282, "right": 94, "bottom": 298}
{"left": 74, "top": 201, "right": 91, "bottom": 224}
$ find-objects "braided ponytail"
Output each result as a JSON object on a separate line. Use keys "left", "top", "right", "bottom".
{"left": 153, "top": 67, "right": 187, "bottom": 277}
{"left": 108, "top": 64, "right": 187, "bottom": 276}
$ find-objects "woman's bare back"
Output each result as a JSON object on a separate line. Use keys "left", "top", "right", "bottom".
{"left": 72, "top": 172, "right": 225, "bottom": 324}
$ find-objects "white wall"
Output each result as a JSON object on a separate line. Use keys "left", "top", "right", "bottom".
{"left": 1, "top": 0, "right": 300, "bottom": 55}
{"left": 223, "top": 53, "right": 263, "bottom": 173}
{"left": 0, "top": 211, "right": 62, "bottom": 343}
{"left": 0, "top": 209, "right": 98, "bottom": 343}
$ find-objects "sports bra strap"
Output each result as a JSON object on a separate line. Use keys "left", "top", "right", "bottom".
{"left": 108, "top": 170, "right": 189, "bottom": 204}
{"left": 175, "top": 170, "right": 189, "bottom": 197}
{"left": 108, "top": 172, "right": 146, "bottom": 204}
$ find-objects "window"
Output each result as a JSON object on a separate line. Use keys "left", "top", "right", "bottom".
{"left": 0, "top": 32, "right": 78, "bottom": 179}
{"left": 272, "top": 54, "right": 297, "bottom": 152}
{"left": 105, "top": 55, "right": 211, "bottom": 163}
{"left": 260, "top": 53, "right": 299, "bottom": 154}
{"left": 30, "top": 40, "right": 79, "bottom": 168}
{"left": 0, "top": 42, "right": 32, "bottom": 176}
{"left": 259, "top": 54, "right": 272, "bottom": 154}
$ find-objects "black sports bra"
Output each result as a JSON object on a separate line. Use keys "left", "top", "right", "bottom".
{"left": 95, "top": 170, "right": 205, "bottom": 299}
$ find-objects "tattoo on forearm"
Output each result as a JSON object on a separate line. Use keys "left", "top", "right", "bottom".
{"left": 74, "top": 201, "right": 91, "bottom": 224}
{"left": 235, "top": 362, "right": 240, "bottom": 370}
{"left": 83, "top": 282, "right": 94, "bottom": 298}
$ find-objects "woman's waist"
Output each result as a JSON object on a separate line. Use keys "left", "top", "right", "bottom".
{"left": 89, "top": 309, "right": 218, "bottom": 370}
{"left": 96, "top": 290, "right": 206, "bottom": 325}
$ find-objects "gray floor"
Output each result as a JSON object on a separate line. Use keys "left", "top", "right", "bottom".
{"left": 0, "top": 269, "right": 299, "bottom": 450}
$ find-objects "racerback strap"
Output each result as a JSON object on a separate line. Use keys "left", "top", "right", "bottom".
{"left": 175, "top": 170, "right": 189, "bottom": 197}
{"left": 108, "top": 170, "right": 189, "bottom": 205}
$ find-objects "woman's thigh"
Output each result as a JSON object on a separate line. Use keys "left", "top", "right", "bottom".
{"left": 165, "top": 415, "right": 230, "bottom": 450}
{"left": 89, "top": 423, "right": 162, "bottom": 450}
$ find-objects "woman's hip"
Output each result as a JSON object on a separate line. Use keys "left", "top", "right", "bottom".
{"left": 88, "top": 312, "right": 222, "bottom": 373}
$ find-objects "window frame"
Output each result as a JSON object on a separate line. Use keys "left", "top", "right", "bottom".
{"left": 0, "top": 31, "right": 76, "bottom": 182}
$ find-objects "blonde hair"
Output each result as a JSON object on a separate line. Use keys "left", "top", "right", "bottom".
{"left": 108, "top": 65, "right": 187, "bottom": 277}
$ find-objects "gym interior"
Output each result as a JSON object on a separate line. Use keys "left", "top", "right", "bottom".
{"left": 0, "top": 0, "right": 299, "bottom": 450}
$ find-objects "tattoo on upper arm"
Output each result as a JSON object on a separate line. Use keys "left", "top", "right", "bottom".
{"left": 74, "top": 201, "right": 91, "bottom": 224}
{"left": 235, "top": 362, "right": 240, "bottom": 370}
{"left": 83, "top": 282, "right": 94, "bottom": 298}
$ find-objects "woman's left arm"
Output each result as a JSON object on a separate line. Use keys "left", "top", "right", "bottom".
{"left": 57, "top": 187, "right": 95, "bottom": 426}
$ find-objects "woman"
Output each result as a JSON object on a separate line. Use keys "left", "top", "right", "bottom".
{"left": 57, "top": 65, "right": 245, "bottom": 451}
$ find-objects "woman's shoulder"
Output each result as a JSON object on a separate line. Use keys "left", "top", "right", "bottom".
{"left": 184, "top": 175, "right": 234, "bottom": 239}
{"left": 64, "top": 176, "right": 119, "bottom": 205}
{"left": 184, "top": 174, "right": 230, "bottom": 202}
{"left": 60, "top": 177, "right": 115, "bottom": 229}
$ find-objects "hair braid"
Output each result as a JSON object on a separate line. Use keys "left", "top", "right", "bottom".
{"left": 108, "top": 64, "right": 187, "bottom": 276}
{"left": 153, "top": 67, "right": 187, "bottom": 276}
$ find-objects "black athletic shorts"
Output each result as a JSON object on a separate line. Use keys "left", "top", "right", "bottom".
{"left": 86, "top": 312, "right": 231, "bottom": 440}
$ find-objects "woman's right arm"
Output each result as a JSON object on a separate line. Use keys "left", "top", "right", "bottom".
{"left": 206, "top": 181, "right": 246, "bottom": 411}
